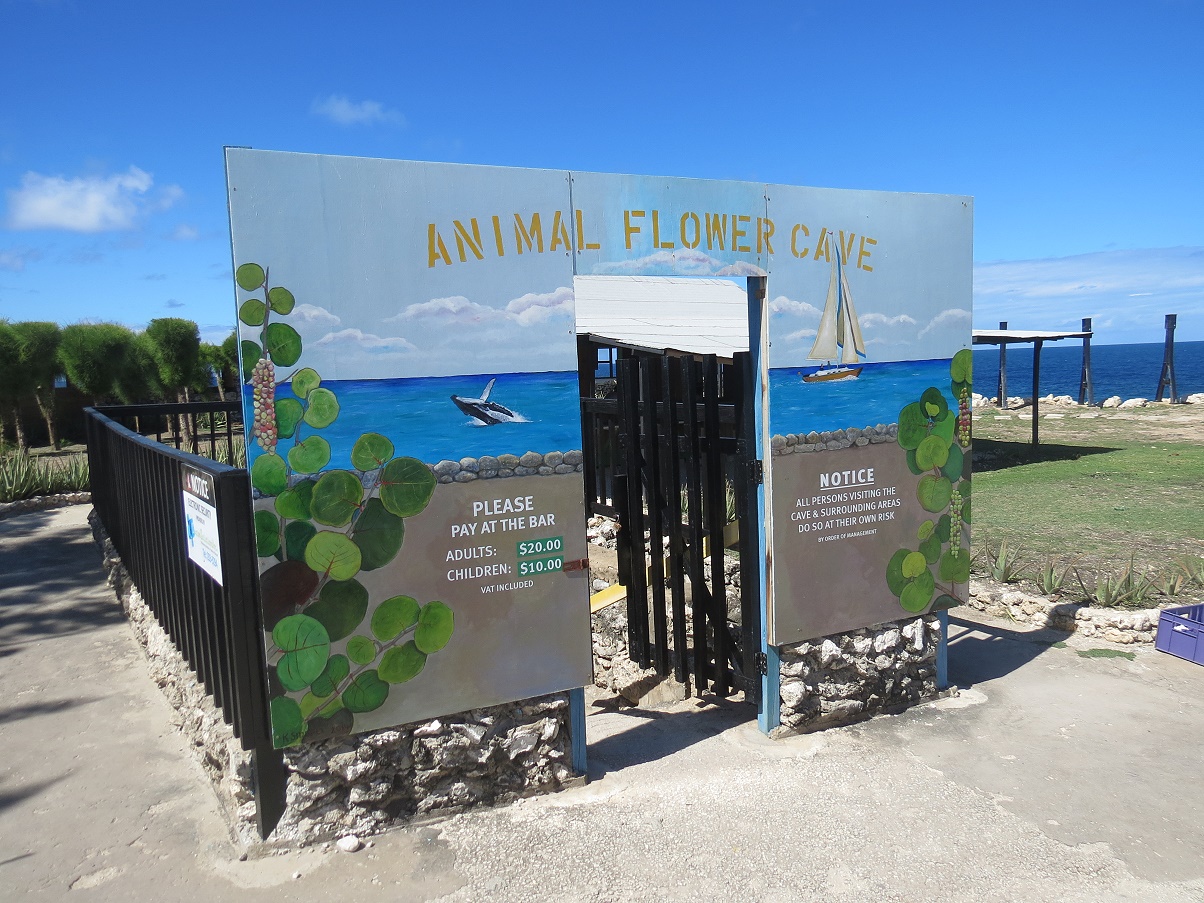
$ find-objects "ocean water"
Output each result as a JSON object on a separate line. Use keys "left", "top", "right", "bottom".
{"left": 245, "top": 371, "right": 583, "bottom": 470}
{"left": 972, "top": 340, "right": 1203, "bottom": 402}
{"left": 769, "top": 358, "right": 956, "bottom": 436}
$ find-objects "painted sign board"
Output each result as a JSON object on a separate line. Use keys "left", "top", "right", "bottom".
{"left": 181, "top": 464, "right": 223, "bottom": 584}
{"left": 226, "top": 149, "right": 972, "bottom": 745}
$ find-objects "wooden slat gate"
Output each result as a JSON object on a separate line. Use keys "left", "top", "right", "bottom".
{"left": 580, "top": 339, "right": 762, "bottom": 703}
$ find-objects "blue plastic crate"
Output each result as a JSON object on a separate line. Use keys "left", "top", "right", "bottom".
{"left": 1155, "top": 604, "right": 1204, "bottom": 666}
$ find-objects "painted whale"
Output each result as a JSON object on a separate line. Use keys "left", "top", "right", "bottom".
{"left": 451, "top": 378, "right": 518, "bottom": 425}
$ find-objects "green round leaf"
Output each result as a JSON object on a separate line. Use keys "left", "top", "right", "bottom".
{"left": 272, "top": 614, "right": 330, "bottom": 692}
{"left": 264, "top": 322, "right": 303, "bottom": 367}
{"left": 921, "top": 387, "right": 949, "bottom": 418}
{"left": 917, "top": 520, "right": 935, "bottom": 541}
{"left": 931, "top": 593, "right": 961, "bottom": 613}
{"left": 289, "top": 435, "right": 331, "bottom": 474}
{"left": 270, "top": 695, "right": 305, "bottom": 748}
{"left": 306, "top": 579, "right": 369, "bottom": 642}
{"left": 962, "top": 496, "right": 972, "bottom": 526}
{"left": 931, "top": 410, "right": 956, "bottom": 444}
{"left": 291, "top": 367, "right": 320, "bottom": 399}
{"left": 354, "top": 498, "right": 405, "bottom": 571}
{"left": 939, "top": 549, "right": 972, "bottom": 583}
{"left": 902, "top": 551, "right": 928, "bottom": 579}
{"left": 905, "top": 447, "right": 925, "bottom": 476}
{"left": 310, "top": 470, "right": 363, "bottom": 526}
{"left": 259, "top": 560, "right": 319, "bottom": 630}
{"left": 951, "top": 379, "right": 971, "bottom": 402}
{"left": 236, "top": 262, "right": 265, "bottom": 291}
{"left": 379, "top": 457, "right": 436, "bottom": 518}
{"left": 900, "top": 577, "right": 935, "bottom": 613}
{"left": 919, "top": 533, "right": 942, "bottom": 565}
{"left": 351, "top": 433, "right": 395, "bottom": 472}
{"left": 254, "top": 509, "right": 280, "bottom": 557}
{"left": 915, "top": 435, "right": 950, "bottom": 471}
{"left": 283, "top": 520, "right": 316, "bottom": 561}
{"left": 303, "top": 387, "right": 340, "bottom": 429}
{"left": 378, "top": 642, "right": 427, "bottom": 684}
{"left": 917, "top": 474, "right": 953, "bottom": 513}
{"left": 275, "top": 479, "right": 316, "bottom": 521}
{"left": 268, "top": 286, "right": 295, "bottom": 314}
{"left": 304, "top": 530, "right": 362, "bottom": 581}
{"left": 415, "top": 600, "right": 454, "bottom": 653}
{"left": 371, "top": 594, "right": 421, "bottom": 642}
{"left": 239, "top": 299, "right": 266, "bottom": 327}
{"left": 950, "top": 348, "right": 972, "bottom": 384}
{"left": 309, "top": 654, "right": 350, "bottom": 699}
{"left": 240, "top": 341, "right": 261, "bottom": 382}
{"left": 935, "top": 513, "right": 952, "bottom": 543}
{"left": 897, "top": 402, "right": 928, "bottom": 450}
{"left": 942, "top": 444, "right": 964, "bottom": 483}
{"left": 275, "top": 397, "right": 304, "bottom": 439}
{"left": 251, "top": 453, "right": 288, "bottom": 496}
{"left": 346, "top": 635, "right": 377, "bottom": 665}
{"left": 886, "top": 549, "right": 910, "bottom": 597}
{"left": 342, "top": 670, "right": 389, "bottom": 713}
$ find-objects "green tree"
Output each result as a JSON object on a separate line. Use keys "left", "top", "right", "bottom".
{"left": 143, "top": 318, "right": 201, "bottom": 405}
{"left": 0, "top": 321, "right": 32, "bottom": 450}
{"left": 59, "top": 322, "right": 139, "bottom": 404}
{"left": 11, "top": 321, "right": 62, "bottom": 449}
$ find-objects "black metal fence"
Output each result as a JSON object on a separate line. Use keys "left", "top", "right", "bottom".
{"left": 85, "top": 406, "right": 284, "bottom": 838}
{"left": 579, "top": 339, "right": 761, "bottom": 702}
{"left": 96, "top": 401, "right": 245, "bottom": 465}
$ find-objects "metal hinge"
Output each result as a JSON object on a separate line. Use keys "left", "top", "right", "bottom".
{"left": 750, "top": 460, "right": 764, "bottom": 485}
{"left": 754, "top": 651, "right": 768, "bottom": 675}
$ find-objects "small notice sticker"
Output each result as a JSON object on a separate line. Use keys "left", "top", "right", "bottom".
{"left": 181, "top": 464, "right": 223, "bottom": 585}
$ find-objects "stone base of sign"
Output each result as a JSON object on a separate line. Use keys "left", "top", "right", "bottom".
{"left": 431, "top": 449, "right": 583, "bottom": 483}
{"left": 770, "top": 424, "right": 898, "bottom": 456}
{"left": 90, "top": 510, "right": 581, "bottom": 848}
{"left": 963, "top": 578, "right": 1163, "bottom": 644}
{"left": 776, "top": 615, "right": 942, "bottom": 734}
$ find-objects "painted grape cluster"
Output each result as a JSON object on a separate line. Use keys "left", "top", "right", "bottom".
{"left": 236, "top": 262, "right": 453, "bottom": 748}
{"left": 885, "top": 349, "right": 972, "bottom": 613}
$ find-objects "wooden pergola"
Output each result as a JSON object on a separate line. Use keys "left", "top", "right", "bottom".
{"left": 971, "top": 319, "right": 1094, "bottom": 447}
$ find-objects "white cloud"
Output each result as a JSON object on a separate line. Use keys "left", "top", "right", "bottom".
{"left": 769, "top": 295, "right": 821, "bottom": 317}
{"left": 290, "top": 303, "right": 341, "bottom": 327}
{"left": 918, "top": 308, "right": 971, "bottom": 339}
{"left": 170, "top": 223, "right": 199, "bottom": 241}
{"left": 388, "top": 295, "right": 502, "bottom": 324}
{"left": 505, "top": 286, "right": 574, "bottom": 325}
{"left": 312, "top": 328, "right": 416, "bottom": 353}
{"left": 783, "top": 328, "right": 818, "bottom": 342}
{"left": 5, "top": 166, "right": 180, "bottom": 232}
{"left": 0, "top": 247, "right": 41, "bottom": 271}
{"left": 311, "top": 94, "right": 404, "bottom": 126}
{"left": 859, "top": 312, "right": 918, "bottom": 328}
{"left": 592, "top": 249, "right": 762, "bottom": 277}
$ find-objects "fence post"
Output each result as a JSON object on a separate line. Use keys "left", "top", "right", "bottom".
{"left": 1155, "top": 314, "right": 1179, "bottom": 403}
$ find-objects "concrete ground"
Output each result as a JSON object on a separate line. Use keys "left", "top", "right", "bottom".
{"left": 2, "top": 505, "right": 1203, "bottom": 902}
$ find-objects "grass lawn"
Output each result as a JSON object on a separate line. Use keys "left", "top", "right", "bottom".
{"left": 970, "top": 404, "right": 1204, "bottom": 605}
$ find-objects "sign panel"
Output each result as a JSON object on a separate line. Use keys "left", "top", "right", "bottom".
{"left": 181, "top": 464, "right": 223, "bottom": 584}
{"left": 226, "top": 151, "right": 591, "bottom": 748}
{"left": 763, "top": 186, "right": 973, "bottom": 645}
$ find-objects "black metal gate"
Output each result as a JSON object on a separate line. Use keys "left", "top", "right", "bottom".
{"left": 580, "top": 339, "right": 761, "bottom": 703}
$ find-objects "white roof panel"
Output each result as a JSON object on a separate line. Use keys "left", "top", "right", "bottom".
{"left": 574, "top": 275, "right": 750, "bottom": 358}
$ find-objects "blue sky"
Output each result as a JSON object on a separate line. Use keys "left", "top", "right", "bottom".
{"left": 2, "top": 0, "right": 1202, "bottom": 346}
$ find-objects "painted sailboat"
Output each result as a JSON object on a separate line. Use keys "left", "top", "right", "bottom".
{"left": 803, "top": 241, "right": 867, "bottom": 383}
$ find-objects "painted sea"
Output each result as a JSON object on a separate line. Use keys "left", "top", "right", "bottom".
{"left": 972, "top": 340, "right": 1203, "bottom": 402}
{"left": 769, "top": 359, "right": 955, "bottom": 436}
{"left": 245, "top": 371, "right": 583, "bottom": 470}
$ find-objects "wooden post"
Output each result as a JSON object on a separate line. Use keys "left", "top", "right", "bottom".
{"left": 1155, "top": 314, "right": 1179, "bottom": 402}
{"left": 1031, "top": 339, "right": 1043, "bottom": 448}
{"left": 997, "top": 321, "right": 1008, "bottom": 409}
{"left": 1078, "top": 317, "right": 1094, "bottom": 406}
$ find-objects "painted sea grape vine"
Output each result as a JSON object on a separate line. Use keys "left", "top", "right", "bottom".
{"left": 885, "top": 349, "right": 973, "bottom": 613}
{"left": 236, "top": 262, "right": 453, "bottom": 748}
